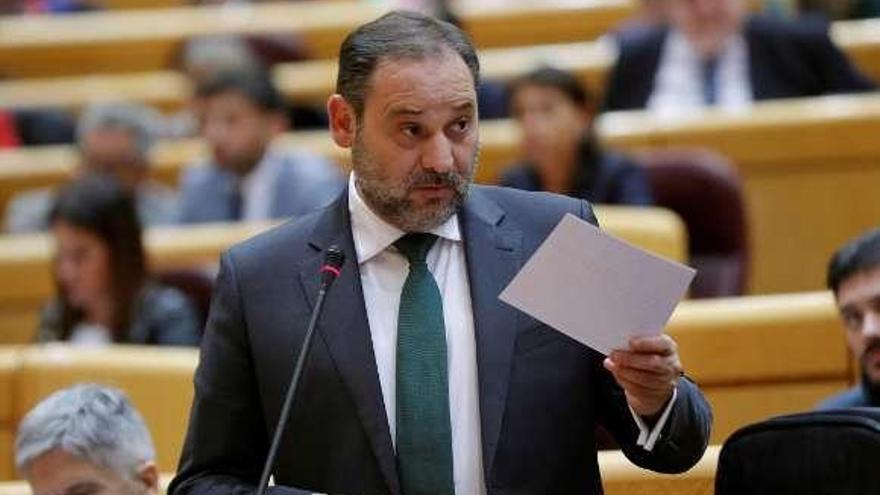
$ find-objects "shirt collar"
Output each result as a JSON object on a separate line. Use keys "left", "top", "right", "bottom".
{"left": 239, "top": 147, "right": 281, "bottom": 190}
{"left": 347, "top": 173, "right": 461, "bottom": 264}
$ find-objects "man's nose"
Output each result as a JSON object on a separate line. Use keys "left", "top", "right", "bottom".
{"left": 421, "top": 133, "right": 455, "bottom": 172}
{"left": 864, "top": 311, "right": 880, "bottom": 337}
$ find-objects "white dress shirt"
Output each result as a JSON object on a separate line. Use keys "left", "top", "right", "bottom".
{"left": 240, "top": 149, "right": 284, "bottom": 221}
{"left": 348, "top": 175, "right": 486, "bottom": 495}
{"left": 347, "top": 174, "right": 676, "bottom": 494}
{"left": 648, "top": 29, "right": 753, "bottom": 118}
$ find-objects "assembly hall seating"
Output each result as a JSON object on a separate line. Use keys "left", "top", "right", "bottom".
{"left": 0, "top": 0, "right": 636, "bottom": 78}
{"left": 0, "top": 290, "right": 847, "bottom": 482}
{"left": 0, "top": 19, "right": 876, "bottom": 114}
{"left": 2, "top": 92, "right": 877, "bottom": 294}
{"left": 0, "top": 205, "right": 686, "bottom": 346}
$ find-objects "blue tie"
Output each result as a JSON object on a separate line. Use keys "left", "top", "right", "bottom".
{"left": 394, "top": 233, "right": 455, "bottom": 495}
{"left": 229, "top": 184, "right": 243, "bottom": 221}
{"left": 701, "top": 56, "right": 720, "bottom": 106}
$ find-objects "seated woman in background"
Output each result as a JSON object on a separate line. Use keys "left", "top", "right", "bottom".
{"left": 501, "top": 67, "right": 654, "bottom": 206}
{"left": 37, "top": 176, "right": 201, "bottom": 346}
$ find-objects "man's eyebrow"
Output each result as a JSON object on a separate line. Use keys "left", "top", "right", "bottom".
{"left": 63, "top": 480, "right": 105, "bottom": 495}
{"left": 386, "top": 101, "right": 475, "bottom": 118}
{"left": 452, "top": 101, "right": 475, "bottom": 112}
{"left": 387, "top": 107, "right": 423, "bottom": 118}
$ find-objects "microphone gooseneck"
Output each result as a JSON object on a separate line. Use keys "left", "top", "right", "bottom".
{"left": 256, "top": 246, "right": 346, "bottom": 495}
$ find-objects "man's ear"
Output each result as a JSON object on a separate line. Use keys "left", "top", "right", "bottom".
{"left": 136, "top": 461, "right": 159, "bottom": 494}
{"left": 327, "top": 94, "right": 357, "bottom": 149}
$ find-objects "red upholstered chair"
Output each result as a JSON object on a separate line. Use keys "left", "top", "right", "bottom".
{"left": 635, "top": 149, "right": 749, "bottom": 298}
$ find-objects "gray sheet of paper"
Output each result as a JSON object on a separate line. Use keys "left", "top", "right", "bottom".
{"left": 499, "top": 213, "right": 696, "bottom": 355}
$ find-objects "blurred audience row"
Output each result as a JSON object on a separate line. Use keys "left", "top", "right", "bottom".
{"left": 0, "top": 0, "right": 876, "bottom": 147}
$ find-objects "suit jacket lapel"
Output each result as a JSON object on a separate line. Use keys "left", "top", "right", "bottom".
{"left": 298, "top": 193, "right": 401, "bottom": 495}
{"left": 460, "top": 187, "right": 524, "bottom": 483}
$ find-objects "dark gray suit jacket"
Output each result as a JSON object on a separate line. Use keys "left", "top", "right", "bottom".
{"left": 177, "top": 150, "right": 344, "bottom": 224}
{"left": 169, "top": 185, "right": 712, "bottom": 495}
{"left": 603, "top": 15, "right": 875, "bottom": 112}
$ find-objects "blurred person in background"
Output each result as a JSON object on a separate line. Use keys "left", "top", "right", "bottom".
{"left": 797, "top": 0, "right": 879, "bottom": 20}
{"left": 501, "top": 67, "right": 653, "bottom": 205}
{"left": 603, "top": 0, "right": 875, "bottom": 114}
{"left": 817, "top": 228, "right": 880, "bottom": 409}
{"left": 38, "top": 175, "right": 200, "bottom": 346}
{"left": 4, "top": 102, "right": 179, "bottom": 233}
{"left": 177, "top": 71, "right": 343, "bottom": 224}
{"left": 16, "top": 384, "right": 160, "bottom": 495}
{"left": 0, "top": 0, "right": 98, "bottom": 14}
{"left": 164, "top": 35, "right": 265, "bottom": 139}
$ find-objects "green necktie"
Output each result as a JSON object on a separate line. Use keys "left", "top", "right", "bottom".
{"left": 394, "top": 233, "right": 455, "bottom": 495}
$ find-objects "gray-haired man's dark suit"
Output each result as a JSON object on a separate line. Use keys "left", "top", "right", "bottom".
{"left": 170, "top": 185, "right": 712, "bottom": 495}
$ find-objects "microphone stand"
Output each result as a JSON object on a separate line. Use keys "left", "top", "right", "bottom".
{"left": 256, "top": 247, "right": 345, "bottom": 495}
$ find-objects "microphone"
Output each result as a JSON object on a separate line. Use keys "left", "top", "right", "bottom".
{"left": 256, "top": 246, "right": 346, "bottom": 495}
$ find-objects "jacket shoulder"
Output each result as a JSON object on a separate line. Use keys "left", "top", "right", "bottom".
{"left": 816, "top": 386, "right": 868, "bottom": 410}
{"left": 472, "top": 185, "right": 597, "bottom": 230}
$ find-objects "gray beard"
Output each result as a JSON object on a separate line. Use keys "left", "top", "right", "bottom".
{"left": 352, "top": 137, "right": 478, "bottom": 232}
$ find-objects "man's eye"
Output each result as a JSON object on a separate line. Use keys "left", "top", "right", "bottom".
{"left": 844, "top": 312, "right": 863, "bottom": 330}
{"left": 401, "top": 124, "right": 421, "bottom": 137}
{"left": 453, "top": 118, "right": 471, "bottom": 133}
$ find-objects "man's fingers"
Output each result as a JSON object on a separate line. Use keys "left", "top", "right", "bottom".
{"left": 627, "top": 334, "right": 677, "bottom": 355}
{"left": 613, "top": 372, "right": 669, "bottom": 399}
{"left": 609, "top": 351, "right": 680, "bottom": 375}
{"left": 609, "top": 365, "right": 677, "bottom": 389}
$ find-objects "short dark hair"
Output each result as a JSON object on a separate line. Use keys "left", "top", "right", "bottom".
{"left": 508, "top": 66, "right": 593, "bottom": 110}
{"left": 336, "top": 10, "right": 480, "bottom": 119}
{"left": 195, "top": 70, "right": 286, "bottom": 113}
{"left": 48, "top": 175, "right": 147, "bottom": 340}
{"left": 827, "top": 228, "right": 880, "bottom": 295}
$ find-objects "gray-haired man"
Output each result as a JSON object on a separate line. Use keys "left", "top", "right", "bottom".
{"left": 4, "top": 102, "right": 179, "bottom": 234}
{"left": 15, "top": 384, "right": 159, "bottom": 495}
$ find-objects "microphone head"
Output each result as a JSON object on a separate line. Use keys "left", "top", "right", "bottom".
{"left": 324, "top": 246, "right": 345, "bottom": 270}
{"left": 319, "top": 246, "right": 346, "bottom": 286}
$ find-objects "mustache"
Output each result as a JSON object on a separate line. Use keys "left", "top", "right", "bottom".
{"left": 407, "top": 170, "right": 466, "bottom": 189}
{"left": 864, "top": 337, "right": 880, "bottom": 359}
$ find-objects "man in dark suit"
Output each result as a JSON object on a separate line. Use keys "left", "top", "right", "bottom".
{"left": 603, "top": 0, "right": 874, "bottom": 113}
{"left": 170, "top": 11, "right": 712, "bottom": 495}
{"left": 817, "top": 228, "right": 880, "bottom": 410}
{"left": 177, "top": 71, "right": 343, "bottom": 224}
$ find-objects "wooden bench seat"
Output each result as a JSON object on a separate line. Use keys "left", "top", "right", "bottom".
{"left": 0, "top": 293, "right": 843, "bottom": 479}
{"left": 2, "top": 18, "right": 876, "bottom": 113}
{"left": 0, "top": 0, "right": 635, "bottom": 78}
{"left": 0, "top": 206, "right": 686, "bottom": 345}
{"left": 3, "top": 91, "right": 879, "bottom": 294}
{"left": 667, "top": 291, "right": 849, "bottom": 442}
{"left": 597, "top": 92, "right": 880, "bottom": 294}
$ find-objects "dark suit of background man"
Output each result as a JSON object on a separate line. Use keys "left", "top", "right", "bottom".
{"left": 603, "top": 0, "right": 875, "bottom": 114}
{"left": 170, "top": 11, "right": 712, "bottom": 495}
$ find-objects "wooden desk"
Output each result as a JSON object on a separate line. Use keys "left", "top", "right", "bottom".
{"left": 12, "top": 345, "right": 198, "bottom": 476}
{"left": 601, "top": 444, "right": 718, "bottom": 495}
{"left": 0, "top": 206, "right": 686, "bottom": 344}
{"left": 0, "top": 290, "right": 841, "bottom": 479}
{"left": 598, "top": 92, "right": 880, "bottom": 294}
{"left": 0, "top": 2, "right": 382, "bottom": 78}
{"left": 4, "top": 16, "right": 878, "bottom": 113}
{"left": 0, "top": 349, "right": 17, "bottom": 480}
{"left": 0, "top": 0, "right": 633, "bottom": 78}
{"left": 4, "top": 89, "right": 880, "bottom": 296}
{"left": 667, "top": 291, "right": 850, "bottom": 442}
